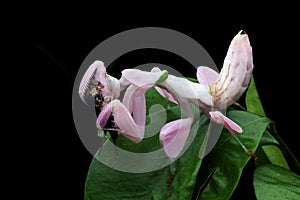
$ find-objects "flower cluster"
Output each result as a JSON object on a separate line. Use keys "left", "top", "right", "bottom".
{"left": 79, "top": 30, "right": 254, "bottom": 158}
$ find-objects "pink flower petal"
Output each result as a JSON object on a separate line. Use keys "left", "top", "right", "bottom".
{"left": 123, "top": 85, "right": 147, "bottom": 127}
{"left": 155, "top": 86, "right": 178, "bottom": 104}
{"left": 122, "top": 69, "right": 168, "bottom": 88}
{"left": 209, "top": 111, "right": 243, "bottom": 133}
{"left": 223, "top": 116, "right": 243, "bottom": 133}
{"left": 96, "top": 104, "right": 113, "bottom": 129}
{"left": 119, "top": 75, "right": 131, "bottom": 91}
{"left": 122, "top": 85, "right": 136, "bottom": 113}
{"left": 111, "top": 100, "right": 144, "bottom": 143}
{"left": 161, "top": 75, "right": 213, "bottom": 106}
{"left": 131, "top": 88, "right": 147, "bottom": 127}
{"left": 153, "top": 67, "right": 213, "bottom": 107}
{"left": 197, "top": 66, "right": 219, "bottom": 85}
{"left": 160, "top": 118, "right": 193, "bottom": 158}
{"left": 209, "top": 111, "right": 225, "bottom": 124}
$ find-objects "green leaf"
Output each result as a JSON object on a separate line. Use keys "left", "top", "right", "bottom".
{"left": 259, "top": 130, "right": 279, "bottom": 146}
{"left": 255, "top": 131, "right": 281, "bottom": 168}
{"left": 195, "top": 110, "right": 271, "bottom": 200}
{"left": 85, "top": 106, "right": 208, "bottom": 200}
{"left": 145, "top": 88, "right": 177, "bottom": 115}
{"left": 245, "top": 75, "right": 292, "bottom": 172}
{"left": 245, "top": 75, "right": 266, "bottom": 117}
{"left": 152, "top": 124, "right": 209, "bottom": 200}
{"left": 114, "top": 105, "right": 181, "bottom": 153}
{"left": 84, "top": 158, "right": 165, "bottom": 200}
{"left": 261, "top": 145, "right": 290, "bottom": 170}
{"left": 254, "top": 164, "right": 300, "bottom": 200}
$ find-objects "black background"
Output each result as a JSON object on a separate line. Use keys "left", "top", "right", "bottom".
{"left": 33, "top": 14, "right": 299, "bottom": 199}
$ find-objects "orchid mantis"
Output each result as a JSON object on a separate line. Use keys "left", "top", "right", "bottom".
{"left": 79, "top": 30, "right": 254, "bottom": 158}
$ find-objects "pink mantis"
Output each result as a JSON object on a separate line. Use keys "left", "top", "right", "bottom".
{"left": 79, "top": 30, "right": 254, "bottom": 158}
